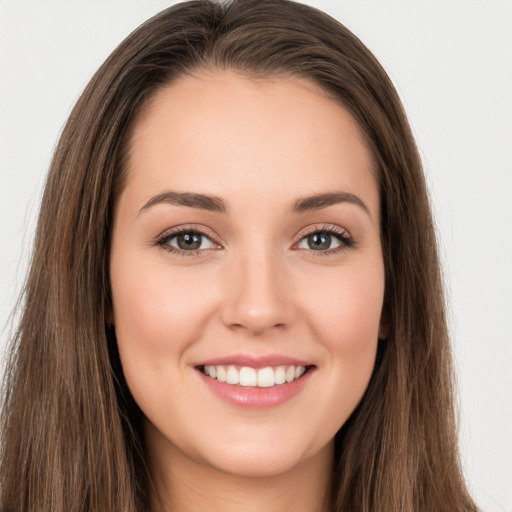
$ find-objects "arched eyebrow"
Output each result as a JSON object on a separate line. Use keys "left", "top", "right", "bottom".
{"left": 290, "top": 192, "right": 370, "bottom": 216}
{"left": 139, "top": 191, "right": 227, "bottom": 214}
{"left": 138, "top": 190, "right": 370, "bottom": 216}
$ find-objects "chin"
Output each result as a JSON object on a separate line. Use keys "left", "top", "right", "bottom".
{"left": 205, "top": 449, "right": 305, "bottom": 478}
{"left": 199, "top": 435, "right": 331, "bottom": 479}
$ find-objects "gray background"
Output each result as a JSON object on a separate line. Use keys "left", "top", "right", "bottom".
{"left": 1, "top": 1, "right": 511, "bottom": 510}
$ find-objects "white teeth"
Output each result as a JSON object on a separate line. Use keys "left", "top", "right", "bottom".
{"left": 226, "top": 365, "right": 239, "bottom": 385}
{"left": 274, "top": 366, "right": 286, "bottom": 385}
{"left": 216, "top": 366, "right": 226, "bottom": 382}
{"left": 202, "top": 364, "right": 308, "bottom": 387}
{"left": 257, "top": 367, "right": 275, "bottom": 387}
{"left": 239, "top": 367, "right": 257, "bottom": 387}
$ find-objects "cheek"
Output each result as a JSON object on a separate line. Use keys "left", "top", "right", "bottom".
{"left": 302, "top": 266, "right": 384, "bottom": 433}
{"left": 302, "top": 261, "right": 385, "bottom": 349}
{"left": 110, "top": 257, "right": 217, "bottom": 376}
{"left": 109, "top": 257, "right": 223, "bottom": 428}
{"left": 114, "top": 258, "right": 196, "bottom": 328}
{"left": 297, "top": 260, "right": 384, "bottom": 419}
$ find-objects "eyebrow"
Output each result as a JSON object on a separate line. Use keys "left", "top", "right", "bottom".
{"left": 290, "top": 192, "right": 370, "bottom": 216}
{"left": 139, "top": 191, "right": 227, "bottom": 214}
{"left": 138, "top": 190, "right": 370, "bottom": 217}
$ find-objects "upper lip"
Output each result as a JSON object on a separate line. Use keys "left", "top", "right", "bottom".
{"left": 194, "top": 354, "right": 314, "bottom": 369}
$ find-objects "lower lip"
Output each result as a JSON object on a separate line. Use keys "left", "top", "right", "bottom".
{"left": 197, "top": 368, "right": 314, "bottom": 408}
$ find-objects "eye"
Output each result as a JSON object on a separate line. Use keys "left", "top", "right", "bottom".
{"left": 296, "top": 227, "right": 354, "bottom": 253}
{"left": 170, "top": 232, "right": 214, "bottom": 250}
{"left": 156, "top": 228, "right": 219, "bottom": 254}
{"left": 298, "top": 232, "right": 342, "bottom": 251}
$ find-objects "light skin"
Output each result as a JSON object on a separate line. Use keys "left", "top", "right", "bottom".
{"left": 110, "top": 70, "right": 386, "bottom": 512}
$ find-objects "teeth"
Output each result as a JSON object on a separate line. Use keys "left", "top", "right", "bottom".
{"left": 257, "top": 367, "right": 274, "bottom": 387}
{"left": 274, "top": 366, "right": 286, "bottom": 385}
{"left": 202, "top": 364, "right": 308, "bottom": 387}
{"left": 226, "top": 365, "right": 239, "bottom": 385}
{"left": 239, "top": 367, "right": 257, "bottom": 387}
{"left": 295, "top": 366, "right": 305, "bottom": 379}
{"left": 217, "top": 366, "right": 226, "bottom": 383}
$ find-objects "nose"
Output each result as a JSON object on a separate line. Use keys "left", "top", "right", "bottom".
{"left": 220, "top": 246, "right": 293, "bottom": 336}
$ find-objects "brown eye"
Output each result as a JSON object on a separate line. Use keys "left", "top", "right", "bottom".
{"left": 176, "top": 233, "right": 202, "bottom": 250}
{"left": 167, "top": 232, "right": 215, "bottom": 251}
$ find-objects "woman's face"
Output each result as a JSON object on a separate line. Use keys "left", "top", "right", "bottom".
{"left": 110, "top": 70, "right": 386, "bottom": 478}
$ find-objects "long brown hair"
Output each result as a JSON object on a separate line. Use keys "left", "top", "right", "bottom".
{"left": 0, "top": 1, "right": 476, "bottom": 511}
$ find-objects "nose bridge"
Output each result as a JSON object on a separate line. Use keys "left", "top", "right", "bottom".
{"left": 221, "top": 239, "right": 292, "bottom": 334}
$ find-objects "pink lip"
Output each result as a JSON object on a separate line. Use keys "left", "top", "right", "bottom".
{"left": 194, "top": 353, "right": 312, "bottom": 369}
{"left": 194, "top": 355, "right": 315, "bottom": 409}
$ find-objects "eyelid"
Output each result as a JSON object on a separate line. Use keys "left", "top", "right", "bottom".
{"left": 294, "top": 223, "right": 352, "bottom": 241}
{"left": 154, "top": 224, "right": 223, "bottom": 255}
{"left": 155, "top": 223, "right": 221, "bottom": 242}
{"left": 292, "top": 224, "right": 356, "bottom": 253}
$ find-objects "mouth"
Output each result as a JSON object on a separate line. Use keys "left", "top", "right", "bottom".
{"left": 194, "top": 355, "right": 316, "bottom": 407}
{"left": 198, "top": 364, "right": 313, "bottom": 388}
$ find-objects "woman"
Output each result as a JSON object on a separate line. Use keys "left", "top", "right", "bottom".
{"left": 0, "top": 0, "right": 477, "bottom": 511}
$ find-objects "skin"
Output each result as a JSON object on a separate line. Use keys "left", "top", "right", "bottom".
{"left": 110, "top": 70, "right": 386, "bottom": 512}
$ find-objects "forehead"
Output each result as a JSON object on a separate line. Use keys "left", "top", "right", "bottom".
{"left": 122, "top": 69, "right": 378, "bottom": 219}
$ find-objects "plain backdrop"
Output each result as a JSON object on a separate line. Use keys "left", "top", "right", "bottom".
{"left": 1, "top": 1, "right": 511, "bottom": 511}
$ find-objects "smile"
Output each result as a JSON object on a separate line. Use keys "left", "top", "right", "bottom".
{"left": 201, "top": 365, "right": 308, "bottom": 388}
{"left": 195, "top": 355, "right": 315, "bottom": 407}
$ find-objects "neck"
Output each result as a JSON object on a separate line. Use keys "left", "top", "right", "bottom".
{"left": 147, "top": 437, "right": 334, "bottom": 512}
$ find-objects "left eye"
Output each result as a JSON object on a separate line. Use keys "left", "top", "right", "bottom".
{"left": 167, "top": 232, "right": 215, "bottom": 251}
{"left": 297, "top": 232, "right": 343, "bottom": 251}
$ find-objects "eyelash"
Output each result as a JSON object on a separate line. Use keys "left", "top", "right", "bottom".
{"left": 155, "top": 226, "right": 219, "bottom": 258}
{"left": 154, "top": 225, "right": 356, "bottom": 257}
{"left": 298, "top": 225, "right": 356, "bottom": 257}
